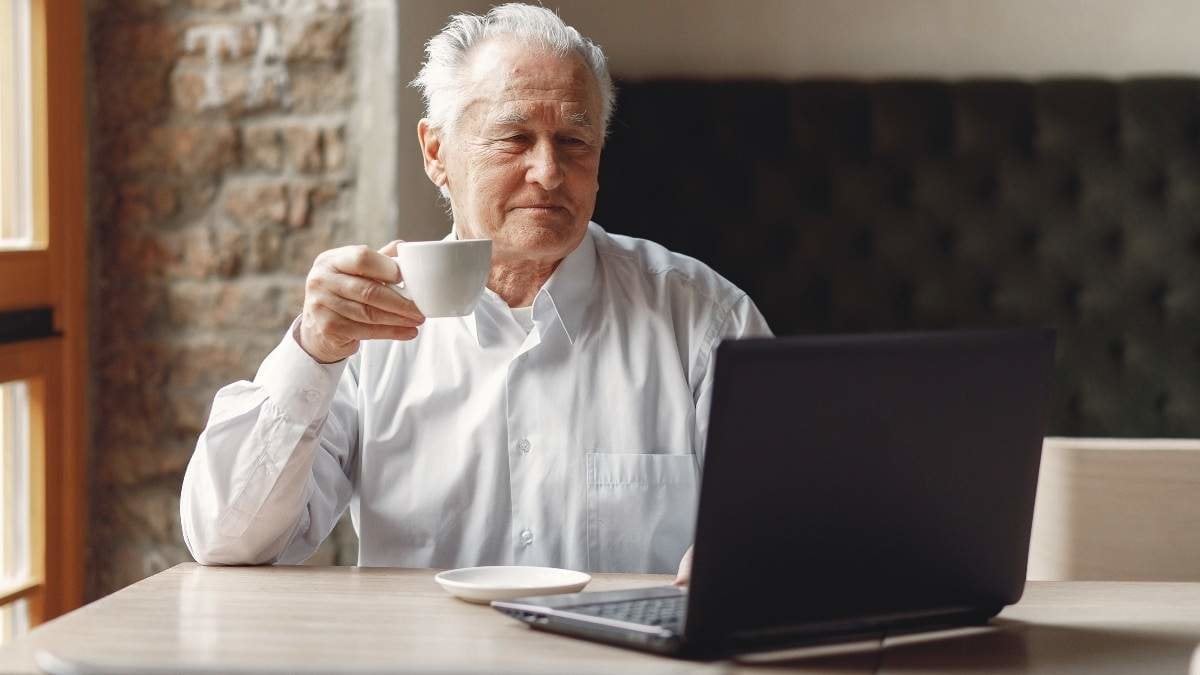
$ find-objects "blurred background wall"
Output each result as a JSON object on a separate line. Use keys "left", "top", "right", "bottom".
{"left": 84, "top": 0, "right": 1200, "bottom": 599}
{"left": 86, "top": 0, "right": 364, "bottom": 597}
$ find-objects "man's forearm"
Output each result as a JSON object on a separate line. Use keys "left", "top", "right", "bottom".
{"left": 180, "top": 381, "right": 321, "bottom": 565}
{"left": 180, "top": 323, "right": 354, "bottom": 565}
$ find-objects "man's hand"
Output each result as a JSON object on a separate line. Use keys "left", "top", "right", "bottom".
{"left": 673, "top": 546, "right": 693, "bottom": 587}
{"left": 297, "top": 241, "right": 425, "bottom": 363}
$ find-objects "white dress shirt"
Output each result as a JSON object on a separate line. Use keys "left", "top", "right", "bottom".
{"left": 180, "top": 223, "right": 772, "bottom": 573}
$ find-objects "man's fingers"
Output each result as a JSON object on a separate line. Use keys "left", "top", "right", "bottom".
{"left": 378, "top": 239, "right": 406, "bottom": 258}
{"left": 300, "top": 242, "right": 423, "bottom": 362}
{"left": 319, "top": 273, "right": 424, "bottom": 320}
{"left": 314, "top": 293, "right": 424, "bottom": 328}
{"left": 672, "top": 546, "right": 693, "bottom": 587}
{"left": 325, "top": 244, "right": 402, "bottom": 284}
{"left": 324, "top": 314, "right": 419, "bottom": 342}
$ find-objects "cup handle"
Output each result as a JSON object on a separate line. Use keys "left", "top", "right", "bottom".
{"left": 391, "top": 256, "right": 413, "bottom": 300}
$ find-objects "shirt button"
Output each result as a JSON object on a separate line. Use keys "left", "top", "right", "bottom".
{"left": 517, "top": 438, "right": 531, "bottom": 454}
{"left": 303, "top": 390, "right": 319, "bottom": 403}
{"left": 520, "top": 529, "right": 534, "bottom": 545}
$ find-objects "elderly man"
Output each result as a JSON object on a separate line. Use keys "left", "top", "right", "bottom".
{"left": 180, "top": 4, "right": 771, "bottom": 579}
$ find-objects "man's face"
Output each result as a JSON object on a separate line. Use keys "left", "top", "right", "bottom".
{"left": 426, "top": 39, "right": 603, "bottom": 266}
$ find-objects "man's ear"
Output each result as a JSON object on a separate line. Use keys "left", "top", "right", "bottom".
{"left": 417, "top": 119, "right": 447, "bottom": 189}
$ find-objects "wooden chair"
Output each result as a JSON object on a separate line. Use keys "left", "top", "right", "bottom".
{"left": 1027, "top": 437, "right": 1200, "bottom": 581}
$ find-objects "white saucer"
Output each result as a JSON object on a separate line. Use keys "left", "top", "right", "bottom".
{"left": 434, "top": 566, "right": 591, "bottom": 604}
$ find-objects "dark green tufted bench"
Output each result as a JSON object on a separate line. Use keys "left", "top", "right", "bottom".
{"left": 595, "top": 78, "right": 1200, "bottom": 438}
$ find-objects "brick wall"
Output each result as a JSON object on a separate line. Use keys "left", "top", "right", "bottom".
{"left": 87, "top": 0, "right": 363, "bottom": 598}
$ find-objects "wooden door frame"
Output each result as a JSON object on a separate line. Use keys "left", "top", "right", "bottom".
{"left": 0, "top": 0, "right": 89, "bottom": 623}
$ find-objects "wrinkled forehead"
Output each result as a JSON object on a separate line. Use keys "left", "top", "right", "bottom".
{"left": 457, "top": 38, "right": 601, "bottom": 127}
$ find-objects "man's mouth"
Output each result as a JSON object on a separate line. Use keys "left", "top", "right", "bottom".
{"left": 514, "top": 205, "right": 568, "bottom": 216}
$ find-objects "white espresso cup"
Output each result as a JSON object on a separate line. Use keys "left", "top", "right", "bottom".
{"left": 392, "top": 239, "right": 492, "bottom": 318}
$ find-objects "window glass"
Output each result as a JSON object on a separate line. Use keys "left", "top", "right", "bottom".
{"left": 0, "top": 379, "right": 33, "bottom": 645}
{"left": 0, "top": 598, "right": 29, "bottom": 645}
{"left": 0, "top": 0, "right": 33, "bottom": 248}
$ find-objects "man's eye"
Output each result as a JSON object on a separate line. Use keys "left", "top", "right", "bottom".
{"left": 559, "top": 137, "right": 587, "bottom": 146}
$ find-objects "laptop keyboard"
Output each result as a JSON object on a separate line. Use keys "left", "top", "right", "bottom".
{"left": 567, "top": 595, "right": 687, "bottom": 632}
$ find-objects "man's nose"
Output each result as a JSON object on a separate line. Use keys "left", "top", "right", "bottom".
{"left": 526, "top": 139, "right": 564, "bottom": 191}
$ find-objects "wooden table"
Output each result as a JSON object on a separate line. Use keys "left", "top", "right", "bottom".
{"left": 0, "top": 564, "right": 1198, "bottom": 674}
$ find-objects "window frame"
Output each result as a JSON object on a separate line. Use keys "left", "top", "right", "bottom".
{"left": 0, "top": 0, "right": 88, "bottom": 626}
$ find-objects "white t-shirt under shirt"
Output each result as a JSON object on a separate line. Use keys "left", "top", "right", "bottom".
{"left": 510, "top": 305, "right": 534, "bottom": 333}
{"left": 180, "top": 222, "right": 773, "bottom": 574}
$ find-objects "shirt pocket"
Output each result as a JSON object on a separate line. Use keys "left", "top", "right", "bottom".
{"left": 585, "top": 452, "right": 698, "bottom": 574}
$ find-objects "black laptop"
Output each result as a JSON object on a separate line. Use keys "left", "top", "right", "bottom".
{"left": 492, "top": 329, "right": 1056, "bottom": 659}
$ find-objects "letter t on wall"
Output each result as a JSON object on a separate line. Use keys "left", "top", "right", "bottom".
{"left": 184, "top": 25, "right": 242, "bottom": 108}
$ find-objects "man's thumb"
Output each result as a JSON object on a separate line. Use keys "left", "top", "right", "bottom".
{"left": 378, "top": 239, "right": 405, "bottom": 257}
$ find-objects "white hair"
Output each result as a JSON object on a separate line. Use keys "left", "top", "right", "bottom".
{"left": 411, "top": 3, "right": 615, "bottom": 138}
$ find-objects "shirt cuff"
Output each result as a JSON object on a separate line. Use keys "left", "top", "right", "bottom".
{"left": 254, "top": 318, "right": 348, "bottom": 423}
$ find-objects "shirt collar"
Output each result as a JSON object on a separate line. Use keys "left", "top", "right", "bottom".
{"left": 463, "top": 222, "right": 599, "bottom": 348}
{"left": 536, "top": 223, "right": 598, "bottom": 345}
